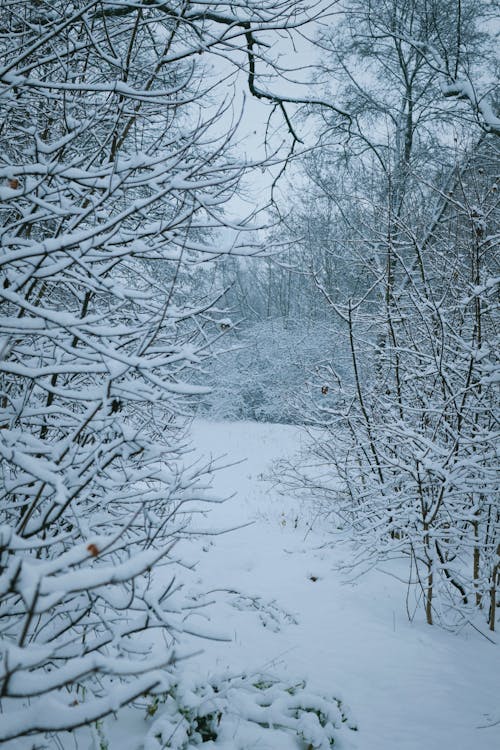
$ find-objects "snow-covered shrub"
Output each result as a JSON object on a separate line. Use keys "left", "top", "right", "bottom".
{"left": 280, "top": 140, "right": 500, "bottom": 630}
{"left": 199, "top": 318, "right": 351, "bottom": 424}
{"left": 0, "top": 2, "right": 218, "bottom": 737}
{"left": 142, "top": 672, "right": 356, "bottom": 750}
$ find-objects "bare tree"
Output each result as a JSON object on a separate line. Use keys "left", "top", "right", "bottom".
{"left": 276, "top": 0, "right": 499, "bottom": 629}
{"left": 0, "top": 1, "right": 347, "bottom": 744}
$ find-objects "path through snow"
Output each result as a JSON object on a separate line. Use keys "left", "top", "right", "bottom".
{"left": 184, "top": 420, "right": 500, "bottom": 750}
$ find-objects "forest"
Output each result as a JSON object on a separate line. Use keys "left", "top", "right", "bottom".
{"left": 0, "top": 1, "right": 498, "bottom": 748}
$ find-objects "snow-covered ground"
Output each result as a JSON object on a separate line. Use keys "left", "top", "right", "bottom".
{"left": 179, "top": 420, "right": 500, "bottom": 750}
{"left": 10, "top": 419, "right": 498, "bottom": 750}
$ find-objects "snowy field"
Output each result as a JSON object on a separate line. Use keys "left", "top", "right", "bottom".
{"left": 177, "top": 420, "right": 499, "bottom": 750}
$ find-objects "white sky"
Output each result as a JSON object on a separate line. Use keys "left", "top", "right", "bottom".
{"left": 207, "top": 6, "right": 341, "bottom": 223}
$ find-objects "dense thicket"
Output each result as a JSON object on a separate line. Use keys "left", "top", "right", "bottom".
{"left": 218, "top": 0, "right": 499, "bottom": 629}
{"left": 0, "top": 1, "right": 347, "bottom": 746}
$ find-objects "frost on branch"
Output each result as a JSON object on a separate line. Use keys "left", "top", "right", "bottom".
{"left": 0, "top": 0, "right": 325, "bottom": 744}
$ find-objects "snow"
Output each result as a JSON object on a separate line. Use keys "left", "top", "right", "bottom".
{"left": 4, "top": 419, "right": 499, "bottom": 749}
{"left": 179, "top": 420, "right": 500, "bottom": 750}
